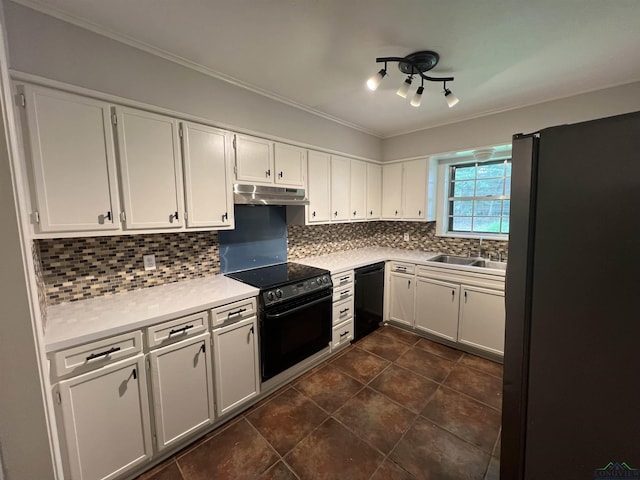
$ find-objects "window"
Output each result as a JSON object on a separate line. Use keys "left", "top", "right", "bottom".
{"left": 446, "top": 159, "right": 511, "bottom": 235}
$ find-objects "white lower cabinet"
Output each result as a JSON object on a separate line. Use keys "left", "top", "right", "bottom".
{"left": 458, "top": 286, "right": 505, "bottom": 355}
{"left": 212, "top": 316, "right": 260, "bottom": 416}
{"left": 148, "top": 332, "right": 215, "bottom": 451}
{"left": 330, "top": 271, "right": 354, "bottom": 351}
{"left": 388, "top": 271, "right": 415, "bottom": 327}
{"left": 56, "top": 354, "right": 152, "bottom": 480}
{"left": 415, "top": 278, "right": 460, "bottom": 342}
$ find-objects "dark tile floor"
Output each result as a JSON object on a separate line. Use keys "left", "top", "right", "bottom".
{"left": 137, "top": 325, "right": 503, "bottom": 480}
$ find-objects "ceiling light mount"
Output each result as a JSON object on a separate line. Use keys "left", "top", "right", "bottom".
{"left": 397, "top": 51, "right": 440, "bottom": 75}
{"left": 367, "top": 50, "right": 460, "bottom": 108}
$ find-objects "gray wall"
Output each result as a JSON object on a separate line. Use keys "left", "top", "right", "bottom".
{"left": 383, "top": 81, "right": 640, "bottom": 160}
{"left": 0, "top": 4, "right": 55, "bottom": 478}
{"left": 3, "top": 1, "right": 382, "bottom": 161}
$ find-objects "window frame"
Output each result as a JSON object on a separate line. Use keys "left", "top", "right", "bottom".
{"left": 435, "top": 150, "right": 512, "bottom": 240}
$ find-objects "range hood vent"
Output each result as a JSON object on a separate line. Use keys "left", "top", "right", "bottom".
{"left": 233, "top": 184, "right": 309, "bottom": 206}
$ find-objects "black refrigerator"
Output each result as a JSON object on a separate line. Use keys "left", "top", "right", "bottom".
{"left": 502, "top": 111, "right": 640, "bottom": 480}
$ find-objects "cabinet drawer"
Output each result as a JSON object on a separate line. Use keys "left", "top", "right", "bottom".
{"left": 331, "top": 271, "right": 354, "bottom": 287}
{"left": 51, "top": 331, "right": 143, "bottom": 378}
{"left": 333, "top": 284, "right": 353, "bottom": 302}
{"left": 333, "top": 297, "right": 354, "bottom": 326}
{"left": 146, "top": 311, "right": 208, "bottom": 348}
{"left": 390, "top": 262, "right": 415, "bottom": 274}
{"left": 210, "top": 297, "right": 257, "bottom": 327}
{"left": 332, "top": 319, "right": 353, "bottom": 349}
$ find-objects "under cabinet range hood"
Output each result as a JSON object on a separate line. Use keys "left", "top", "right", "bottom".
{"left": 233, "top": 184, "right": 309, "bottom": 206}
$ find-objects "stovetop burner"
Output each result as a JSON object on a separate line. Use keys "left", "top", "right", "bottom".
{"left": 226, "top": 262, "right": 329, "bottom": 290}
{"left": 226, "top": 262, "right": 332, "bottom": 307}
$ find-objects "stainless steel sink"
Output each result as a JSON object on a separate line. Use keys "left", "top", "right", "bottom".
{"left": 429, "top": 255, "right": 477, "bottom": 266}
{"left": 471, "top": 259, "right": 508, "bottom": 271}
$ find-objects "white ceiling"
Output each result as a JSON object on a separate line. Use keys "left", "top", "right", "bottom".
{"left": 13, "top": 0, "right": 640, "bottom": 138}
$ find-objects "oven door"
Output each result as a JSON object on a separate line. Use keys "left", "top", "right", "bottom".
{"left": 260, "top": 289, "right": 331, "bottom": 382}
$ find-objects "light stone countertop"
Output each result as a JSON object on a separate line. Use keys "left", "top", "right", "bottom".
{"left": 295, "top": 247, "right": 440, "bottom": 274}
{"left": 44, "top": 275, "right": 258, "bottom": 352}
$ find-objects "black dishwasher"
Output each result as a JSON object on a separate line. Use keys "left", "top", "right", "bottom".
{"left": 354, "top": 262, "right": 385, "bottom": 340}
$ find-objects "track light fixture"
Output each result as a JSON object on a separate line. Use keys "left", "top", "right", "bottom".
{"left": 366, "top": 50, "right": 460, "bottom": 108}
{"left": 366, "top": 66, "right": 388, "bottom": 91}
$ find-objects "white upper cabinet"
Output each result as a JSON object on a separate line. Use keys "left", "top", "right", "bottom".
{"left": 403, "top": 159, "right": 428, "bottom": 220}
{"left": 21, "top": 85, "right": 120, "bottom": 233}
{"left": 274, "top": 143, "right": 306, "bottom": 187}
{"left": 349, "top": 160, "right": 367, "bottom": 221}
{"left": 382, "top": 163, "right": 403, "bottom": 219}
{"left": 115, "top": 106, "right": 184, "bottom": 229}
{"left": 330, "top": 155, "right": 351, "bottom": 221}
{"left": 181, "top": 122, "right": 233, "bottom": 229}
{"left": 382, "top": 158, "right": 437, "bottom": 221}
{"left": 307, "top": 150, "right": 331, "bottom": 223}
{"left": 366, "top": 163, "right": 382, "bottom": 219}
{"left": 234, "top": 134, "right": 274, "bottom": 184}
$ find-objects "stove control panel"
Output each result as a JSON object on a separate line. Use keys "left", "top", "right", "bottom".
{"left": 263, "top": 274, "right": 332, "bottom": 306}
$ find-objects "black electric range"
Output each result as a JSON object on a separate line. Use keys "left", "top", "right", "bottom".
{"left": 226, "top": 262, "right": 333, "bottom": 382}
{"left": 226, "top": 262, "right": 332, "bottom": 307}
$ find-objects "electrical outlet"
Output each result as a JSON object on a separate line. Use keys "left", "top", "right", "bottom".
{"left": 403, "top": 232, "right": 410, "bottom": 241}
{"left": 143, "top": 254, "right": 156, "bottom": 271}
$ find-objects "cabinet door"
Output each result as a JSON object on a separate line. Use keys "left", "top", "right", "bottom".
{"left": 402, "top": 159, "right": 427, "bottom": 220}
{"left": 382, "top": 163, "right": 403, "bottom": 219}
{"left": 307, "top": 150, "right": 331, "bottom": 223}
{"left": 349, "top": 160, "right": 366, "bottom": 220}
{"left": 115, "top": 107, "right": 184, "bottom": 229}
{"left": 366, "top": 163, "right": 382, "bottom": 219}
{"left": 148, "top": 333, "right": 215, "bottom": 451}
{"left": 22, "top": 85, "right": 120, "bottom": 233}
{"left": 181, "top": 122, "right": 233, "bottom": 228}
{"left": 274, "top": 143, "right": 306, "bottom": 187}
{"left": 459, "top": 286, "right": 505, "bottom": 355}
{"left": 330, "top": 155, "right": 350, "bottom": 221}
{"left": 57, "top": 354, "right": 152, "bottom": 480}
{"left": 415, "top": 278, "right": 460, "bottom": 342}
{"left": 212, "top": 317, "right": 260, "bottom": 416}
{"left": 388, "top": 272, "right": 415, "bottom": 327}
{"left": 234, "top": 134, "right": 274, "bottom": 184}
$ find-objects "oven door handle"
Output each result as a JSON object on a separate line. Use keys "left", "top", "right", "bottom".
{"left": 264, "top": 294, "right": 331, "bottom": 319}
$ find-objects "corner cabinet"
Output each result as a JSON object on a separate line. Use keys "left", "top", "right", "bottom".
{"left": 19, "top": 84, "right": 121, "bottom": 233}
{"left": 55, "top": 354, "right": 152, "bottom": 480}
{"left": 381, "top": 158, "right": 437, "bottom": 221}
{"left": 114, "top": 106, "right": 184, "bottom": 230}
{"left": 212, "top": 316, "right": 260, "bottom": 417}
{"left": 181, "top": 122, "right": 234, "bottom": 229}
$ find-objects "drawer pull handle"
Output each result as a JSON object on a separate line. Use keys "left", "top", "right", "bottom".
{"left": 169, "top": 324, "right": 194, "bottom": 336}
{"left": 339, "top": 276, "right": 349, "bottom": 282}
{"left": 339, "top": 331, "right": 350, "bottom": 338}
{"left": 340, "top": 308, "right": 349, "bottom": 314}
{"left": 340, "top": 290, "right": 349, "bottom": 296}
{"left": 228, "top": 308, "right": 247, "bottom": 318}
{"left": 86, "top": 346, "right": 121, "bottom": 362}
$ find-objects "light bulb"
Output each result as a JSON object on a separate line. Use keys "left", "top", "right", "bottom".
{"left": 410, "top": 86, "right": 424, "bottom": 107}
{"left": 444, "top": 89, "right": 459, "bottom": 108}
{"left": 366, "top": 69, "right": 387, "bottom": 91}
{"left": 396, "top": 77, "right": 412, "bottom": 98}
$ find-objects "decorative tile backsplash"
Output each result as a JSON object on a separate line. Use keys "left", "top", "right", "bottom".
{"left": 288, "top": 221, "right": 508, "bottom": 261}
{"left": 36, "top": 221, "right": 508, "bottom": 306}
{"left": 38, "top": 232, "right": 219, "bottom": 305}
